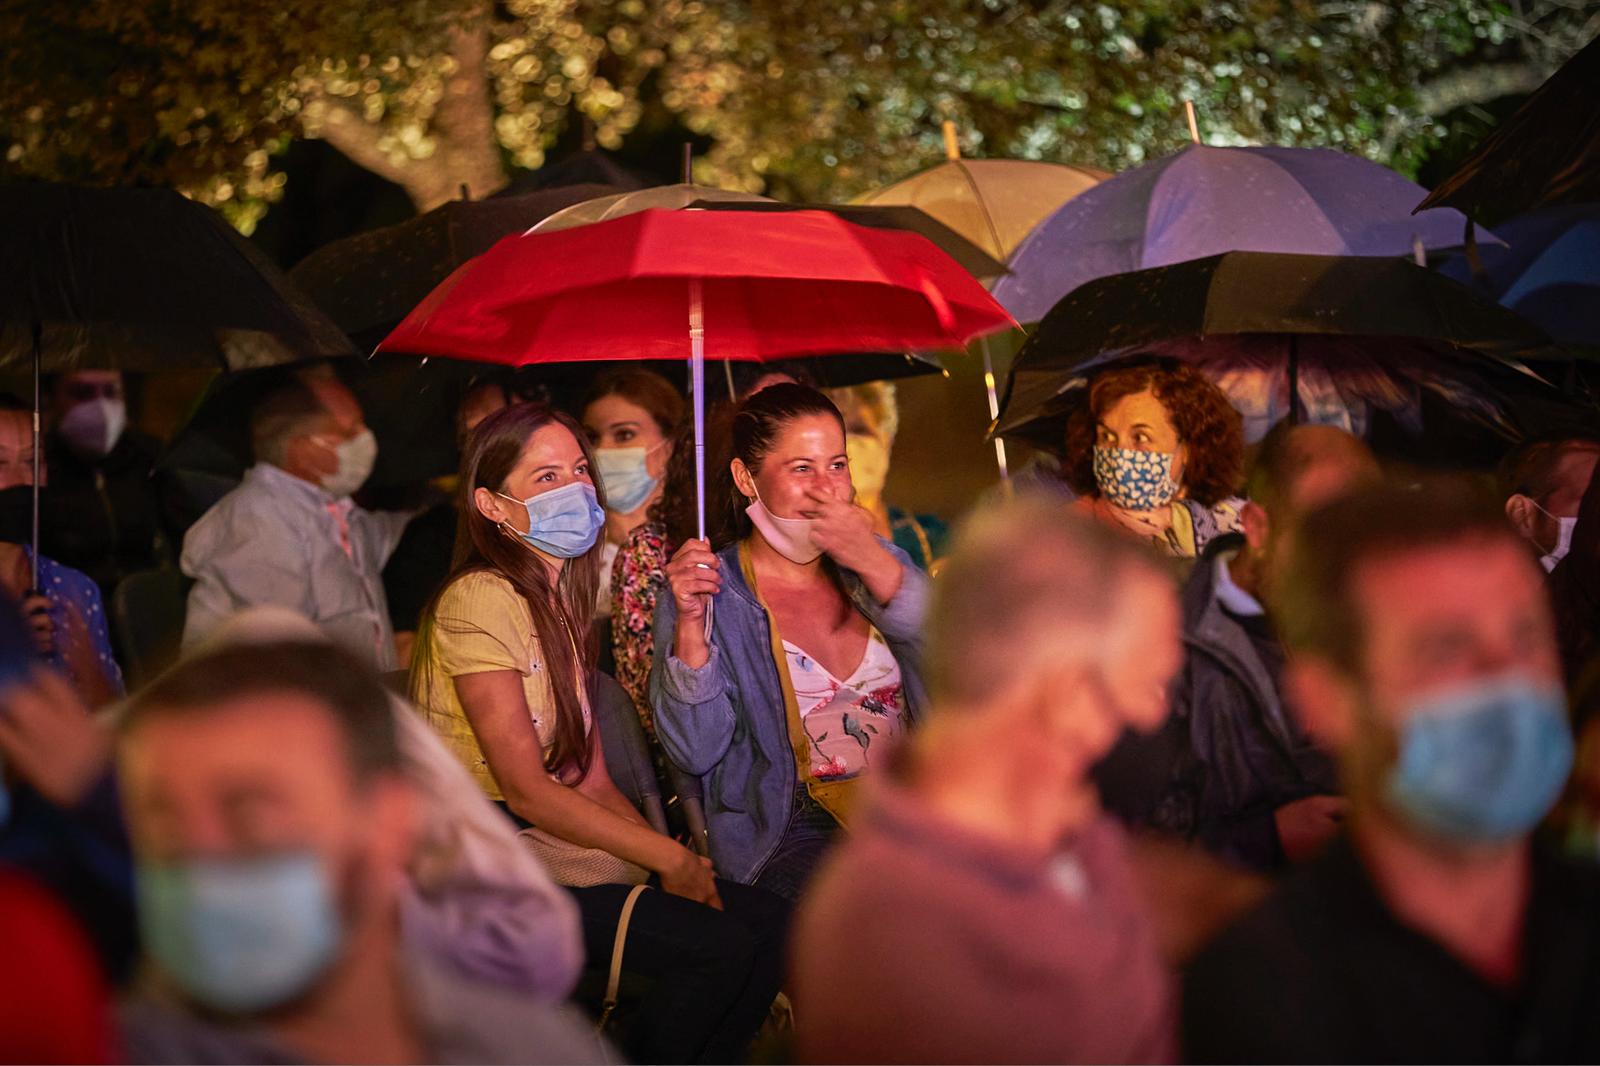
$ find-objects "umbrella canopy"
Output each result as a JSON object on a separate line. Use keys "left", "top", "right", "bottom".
{"left": 497, "top": 149, "right": 654, "bottom": 196}
{"left": 995, "top": 145, "right": 1495, "bottom": 324}
{"left": 0, "top": 184, "right": 354, "bottom": 372}
{"left": 380, "top": 208, "right": 1011, "bottom": 364}
{"left": 288, "top": 184, "right": 616, "bottom": 342}
{"left": 1438, "top": 204, "right": 1600, "bottom": 348}
{"left": 687, "top": 199, "right": 1007, "bottom": 281}
{"left": 853, "top": 158, "right": 1109, "bottom": 262}
{"left": 530, "top": 184, "right": 772, "bottom": 233}
{"left": 1417, "top": 34, "right": 1600, "bottom": 220}
{"left": 380, "top": 206, "right": 1014, "bottom": 537}
{"left": 993, "top": 251, "right": 1569, "bottom": 454}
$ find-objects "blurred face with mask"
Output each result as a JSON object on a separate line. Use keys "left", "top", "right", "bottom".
{"left": 280, "top": 375, "right": 378, "bottom": 500}
{"left": 1291, "top": 521, "right": 1570, "bottom": 854}
{"left": 828, "top": 383, "right": 896, "bottom": 533}
{"left": 0, "top": 406, "right": 41, "bottom": 545}
{"left": 118, "top": 649, "right": 418, "bottom": 1042}
{"left": 1504, "top": 441, "right": 1600, "bottom": 573}
{"left": 52, "top": 371, "right": 127, "bottom": 461}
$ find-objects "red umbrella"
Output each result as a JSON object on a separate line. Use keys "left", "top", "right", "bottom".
{"left": 379, "top": 207, "right": 1013, "bottom": 536}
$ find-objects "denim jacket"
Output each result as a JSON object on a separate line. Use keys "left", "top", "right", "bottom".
{"left": 649, "top": 539, "right": 928, "bottom": 884}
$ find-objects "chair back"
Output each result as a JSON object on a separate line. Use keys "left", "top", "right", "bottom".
{"left": 112, "top": 568, "right": 191, "bottom": 689}
{"left": 590, "top": 671, "right": 669, "bottom": 835}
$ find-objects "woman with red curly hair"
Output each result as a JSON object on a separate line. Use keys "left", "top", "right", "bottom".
{"left": 1063, "top": 362, "right": 1245, "bottom": 559}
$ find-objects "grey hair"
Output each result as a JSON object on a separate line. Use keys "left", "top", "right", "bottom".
{"left": 250, "top": 366, "right": 338, "bottom": 467}
{"left": 927, "top": 496, "right": 1170, "bottom": 706}
{"left": 828, "top": 381, "right": 899, "bottom": 442}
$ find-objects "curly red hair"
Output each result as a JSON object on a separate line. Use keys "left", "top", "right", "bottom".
{"left": 1062, "top": 362, "right": 1243, "bottom": 507}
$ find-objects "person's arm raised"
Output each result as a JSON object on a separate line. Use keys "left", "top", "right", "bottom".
{"left": 806, "top": 490, "right": 903, "bottom": 604}
{"left": 454, "top": 670, "right": 720, "bottom": 908}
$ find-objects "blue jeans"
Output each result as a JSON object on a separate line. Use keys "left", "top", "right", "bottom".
{"left": 752, "top": 784, "right": 840, "bottom": 902}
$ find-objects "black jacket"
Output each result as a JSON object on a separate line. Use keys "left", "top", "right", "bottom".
{"left": 40, "top": 429, "right": 170, "bottom": 598}
{"left": 1097, "top": 535, "right": 1336, "bottom": 869}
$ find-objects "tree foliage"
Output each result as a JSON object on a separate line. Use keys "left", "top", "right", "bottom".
{"left": 1, "top": 0, "right": 1593, "bottom": 230}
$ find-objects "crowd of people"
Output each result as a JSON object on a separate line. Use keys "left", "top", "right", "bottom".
{"left": 1, "top": 344, "right": 1599, "bottom": 1066}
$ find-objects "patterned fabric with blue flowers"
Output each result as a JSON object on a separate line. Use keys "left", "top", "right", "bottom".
{"left": 1093, "top": 446, "right": 1182, "bottom": 511}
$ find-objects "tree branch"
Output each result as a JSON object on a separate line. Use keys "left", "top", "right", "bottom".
{"left": 1415, "top": 62, "right": 1550, "bottom": 116}
{"left": 301, "top": 93, "right": 417, "bottom": 189}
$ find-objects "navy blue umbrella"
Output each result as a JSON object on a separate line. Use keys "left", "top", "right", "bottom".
{"left": 1438, "top": 204, "right": 1600, "bottom": 348}
{"left": 994, "top": 144, "right": 1494, "bottom": 324}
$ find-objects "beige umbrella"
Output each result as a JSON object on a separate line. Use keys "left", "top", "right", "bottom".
{"left": 855, "top": 123, "right": 1108, "bottom": 479}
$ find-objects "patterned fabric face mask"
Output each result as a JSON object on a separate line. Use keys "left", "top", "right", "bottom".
{"left": 1093, "top": 446, "right": 1181, "bottom": 511}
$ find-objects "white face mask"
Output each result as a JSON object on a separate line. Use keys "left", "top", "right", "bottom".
{"left": 1541, "top": 516, "right": 1578, "bottom": 572}
{"left": 316, "top": 428, "right": 378, "bottom": 498}
{"left": 58, "top": 397, "right": 127, "bottom": 459}
{"left": 1530, "top": 499, "right": 1578, "bottom": 572}
{"left": 745, "top": 486, "right": 823, "bottom": 565}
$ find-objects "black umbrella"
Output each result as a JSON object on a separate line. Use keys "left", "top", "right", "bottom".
{"left": 0, "top": 182, "right": 354, "bottom": 584}
{"left": 498, "top": 148, "right": 654, "bottom": 196}
{"left": 289, "top": 183, "right": 620, "bottom": 344}
{"left": 1416, "top": 34, "right": 1600, "bottom": 221}
{"left": 687, "top": 199, "right": 1009, "bottom": 280}
{"left": 992, "top": 251, "right": 1581, "bottom": 462}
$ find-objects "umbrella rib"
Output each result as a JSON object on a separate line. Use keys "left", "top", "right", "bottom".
{"left": 953, "top": 161, "right": 1009, "bottom": 262}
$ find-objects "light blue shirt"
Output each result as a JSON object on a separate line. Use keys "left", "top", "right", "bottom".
{"left": 180, "top": 464, "right": 413, "bottom": 669}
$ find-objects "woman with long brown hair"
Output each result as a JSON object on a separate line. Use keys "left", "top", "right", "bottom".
{"left": 410, "top": 402, "right": 784, "bottom": 1065}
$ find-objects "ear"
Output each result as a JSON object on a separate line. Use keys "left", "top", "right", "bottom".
{"left": 730, "top": 457, "right": 757, "bottom": 501}
{"left": 1505, "top": 494, "right": 1538, "bottom": 541}
{"left": 473, "top": 485, "right": 513, "bottom": 525}
{"left": 1284, "top": 657, "right": 1359, "bottom": 754}
{"left": 1240, "top": 500, "right": 1270, "bottom": 553}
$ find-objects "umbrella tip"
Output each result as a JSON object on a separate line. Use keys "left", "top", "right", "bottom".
{"left": 682, "top": 143, "right": 694, "bottom": 185}
{"left": 1184, "top": 100, "right": 1202, "bottom": 145}
{"left": 459, "top": 183, "right": 471, "bottom": 201}
{"left": 942, "top": 120, "right": 961, "bottom": 161}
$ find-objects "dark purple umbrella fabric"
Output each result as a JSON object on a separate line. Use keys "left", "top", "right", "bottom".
{"left": 995, "top": 144, "right": 1494, "bottom": 323}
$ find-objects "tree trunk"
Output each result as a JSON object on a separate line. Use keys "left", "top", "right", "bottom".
{"left": 304, "top": 18, "right": 507, "bottom": 211}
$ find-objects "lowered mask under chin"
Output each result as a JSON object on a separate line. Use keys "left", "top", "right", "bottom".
{"left": 746, "top": 490, "right": 823, "bottom": 565}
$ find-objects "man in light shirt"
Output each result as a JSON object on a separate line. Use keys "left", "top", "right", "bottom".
{"left": 180, "top": 366, "right": 413, "bottom": 669}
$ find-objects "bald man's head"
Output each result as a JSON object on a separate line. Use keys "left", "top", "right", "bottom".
{"left": 928, "top": 498, "right": 1179, "bottom": 728}
{"left": 1248, "top": 423, "right": 1379, "bottom": 522}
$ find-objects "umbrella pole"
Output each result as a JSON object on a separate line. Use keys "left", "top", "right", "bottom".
{"left": 979, "top": 336, "right": 1011, "bottom": 487}
{"left": 690, "top": 278, "right": 706, "bottom": 542}
{"left": 724, "top": 360, "right": 737, "bottom": 402}
{"left": 1287, "top": 334, "right": 1302, "bottom": 425}
{"left": 29, "top": 320, "right": 40, "bottom": 591}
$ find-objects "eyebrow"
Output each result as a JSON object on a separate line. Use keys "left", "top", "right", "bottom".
{"left": 605, "top": 420, "right": 641, "bottom": 431}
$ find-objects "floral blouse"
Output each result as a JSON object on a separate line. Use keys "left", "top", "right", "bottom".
{"left": 610, "top": 522, "right": 672, "bottom": 738}
{"left": 784, "top": 626, "right": 906, "bottom": 781}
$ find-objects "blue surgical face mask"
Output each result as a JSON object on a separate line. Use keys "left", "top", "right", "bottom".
{"left": 498, "top": 481, "right": 605, "bottom": 559}
{"left": 1093, "top": 446, "right": 1181, "bottom": 511}
{"left": 1384, "top": 675, "right": 1573, "bottom": 844}
{"left": 137, "top": 852, "right": 343, "bottom": 1015}
{"left": 595, "top": 445, "right": 662, "bottom": 515}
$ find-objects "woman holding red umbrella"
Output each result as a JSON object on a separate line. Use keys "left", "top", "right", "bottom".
{"left": 653, "top": 384, "right": 929, "bottom": 901}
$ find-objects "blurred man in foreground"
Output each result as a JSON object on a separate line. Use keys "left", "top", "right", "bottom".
{"left": 793, "top": 499, "right": 1182, "bottom": 1064}
{"left": 1184, "top": 480, "right": 1600, "bottom": 1061}
{"left": 116, "top": 639, "right": 600, "bottom": 1064}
